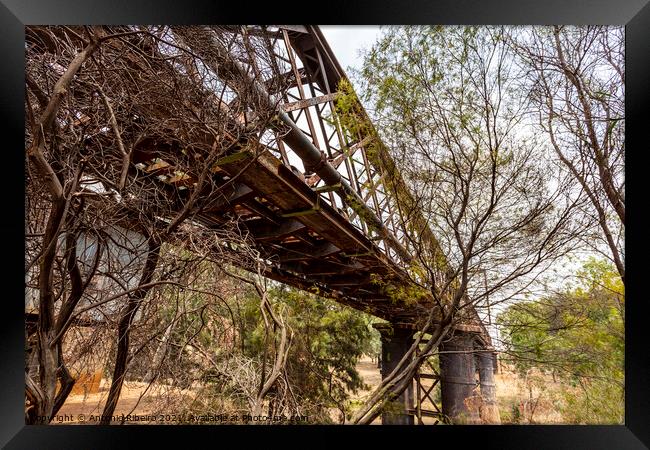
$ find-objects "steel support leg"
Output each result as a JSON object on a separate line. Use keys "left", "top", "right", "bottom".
{"left": 374, "top": 324, "right": 415, "bottom": 425}
{"left": 439, "top": 331, "right": 480, "bottom": 424}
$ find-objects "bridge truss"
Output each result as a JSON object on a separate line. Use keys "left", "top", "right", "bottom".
{"left": 132, "top": 25, "right": 445, "bottom": 325}
{"left": 26, "top": 24, "right": 497, "bottom": 424}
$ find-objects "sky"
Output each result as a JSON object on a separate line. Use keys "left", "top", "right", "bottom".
{"left": 319, "top": 26, "right": 382, "bottom": 76}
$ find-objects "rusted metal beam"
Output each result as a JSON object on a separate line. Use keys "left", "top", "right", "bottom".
{"left": 305, "top": 137, "right": 370, "bottom": 187}
{"left": 309, "top": 272, "right": 373, "bottom": 286}
{"left": 264, "top": 67, "right": 308, "bottom": 93}
{"left": 281, "top": 259, "right": 364, "bottom": 276}
{"left": 205, "top": 182, "right": 254, "bottom": 213}
{"left": 281, "top": 92, "right": 339, "bottom": 112}
{"left": 238, "top": 199, "right": 281, "bottom": 225}
{"left": 276, "top": 241, "right": 341, "bottom": 263}
{"left": 246, "top": 218, "right": 305, "bottom": 242}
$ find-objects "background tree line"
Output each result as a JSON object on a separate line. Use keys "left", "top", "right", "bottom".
{"left": 497, "top": 258, "right": 624, "bottom": 423}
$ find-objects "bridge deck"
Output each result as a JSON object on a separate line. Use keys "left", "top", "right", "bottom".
{"left": 28, "top": 25, "right": 487, "bottom": 334}
{"left": 121, "top": 25, "right": 437, "bottom": 325}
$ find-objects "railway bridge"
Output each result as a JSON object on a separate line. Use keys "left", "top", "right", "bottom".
{"left": 171, "top": 25, "right": 499, "bottom": 425}
{"left": 28, "top": 25, "right": 499, "bottom": 424}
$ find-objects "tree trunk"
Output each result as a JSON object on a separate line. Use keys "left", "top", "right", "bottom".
{"left": 100, "top": 239, "right": 160, "bottom": 424}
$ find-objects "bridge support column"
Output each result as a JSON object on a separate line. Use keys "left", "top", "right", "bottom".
{"left": 439, "top": 331, "right": 481, "bottom": 424}
{"left": 373, "top": 323, "right": 415, "bottom": 425}
{"left": 477, "top": 349, "right": 501, "bottom": 424}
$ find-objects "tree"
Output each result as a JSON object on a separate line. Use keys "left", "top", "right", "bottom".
{"left": 341, "top": 26, "right": 585, "bottom": 424}
{"left": 25, "top": 25, "right": 286, "bottom": 424}
{"left": 264, "top": 286, "right": 375, "bottom": 423}
{"left": 497, "top": 257, "right": 624, "bottom": 423}
{"left": 124, "top": 272, "right": 376, "bottom": 424}
{"left": 509, "top": 26, "right": 625, "bottom": 283}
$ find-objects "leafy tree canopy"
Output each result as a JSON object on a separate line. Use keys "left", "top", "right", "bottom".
{"left": 498, "top": 257, "right": 624, "bottom": 423}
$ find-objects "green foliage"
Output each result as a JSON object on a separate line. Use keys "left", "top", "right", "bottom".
{"left": 241, "top": 284, "right": 379, "bottom": 423}
{"left": 498, "top": 258, "right": 624, "bottom": 423}
{"left": 139, "top": 259, "right": 380, "bottom": 423}
{"left": 510, "top": 402, "right": 522, "bottom": 424}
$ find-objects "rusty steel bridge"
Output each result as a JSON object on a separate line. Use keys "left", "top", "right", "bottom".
{"left": 31, "top": 25, "right": 499, "bottom": 425}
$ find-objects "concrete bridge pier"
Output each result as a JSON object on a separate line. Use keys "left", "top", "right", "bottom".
{"left": 439, "top": 331, "right": 481, "bottom": 424}
{"left": 373, "top": 323, "right": 415, "bottom": 425}
{"left": 477, "top": 348, "right": 501, "bottom": 424}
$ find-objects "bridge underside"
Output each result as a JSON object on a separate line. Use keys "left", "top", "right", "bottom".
{"left": 27, "top": 24, "right": 498, "bottom": 424}
{"left": 130, "top": 143, "right": 427, "bottom": 325}
{"left": 118, "top": 25, "right": 440, "bottom": 326}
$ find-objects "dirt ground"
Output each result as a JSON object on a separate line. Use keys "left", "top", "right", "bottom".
{"left": 54, "top": 357, "right": 565, "bottom": 425}
{"left": 55, "top": 380, "right": 194, "bottom": 424}
{"left": 56, "top": 356, "right": 385, "bottom": 425}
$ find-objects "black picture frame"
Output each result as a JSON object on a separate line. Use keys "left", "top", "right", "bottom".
{"left": 3, "top": 1, "right": 648, "bottom": 448}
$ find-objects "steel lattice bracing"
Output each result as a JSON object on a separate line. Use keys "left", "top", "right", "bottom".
{"left": 26, "top": 24, "right": 489, "bottom": 332}
{"left": 152, "top": 25, "right": 451, "bottom": 327}
{"left": 194, "top": 25, "right": 484, "bottom": 333}
{"left": 161, "top": 25, "right": 484, "bottom": 331}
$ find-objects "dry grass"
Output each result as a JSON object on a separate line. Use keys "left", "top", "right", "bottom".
{"left": 54, "top": 358, "right": 571, "bottom": 425}
{"left": 495, "top": 364, "right": 567, "bottom": 424}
